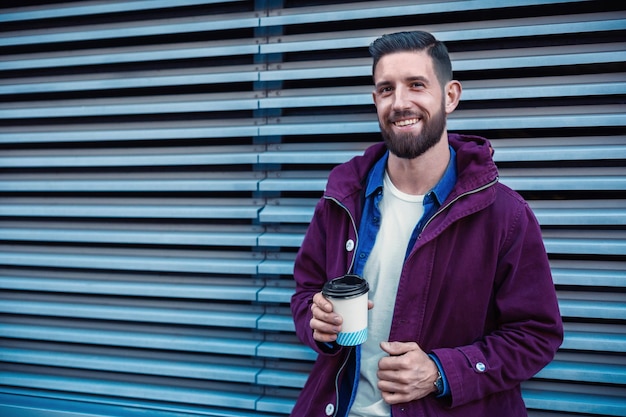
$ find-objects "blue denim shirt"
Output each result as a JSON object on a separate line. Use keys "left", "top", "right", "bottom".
{"left": 352, "top": 146, "right": 458, "bottom": 397}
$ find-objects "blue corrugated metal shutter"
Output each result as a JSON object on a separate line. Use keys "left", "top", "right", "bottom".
{"left": 0, "top": 1, "right": 624, "bottom": 416}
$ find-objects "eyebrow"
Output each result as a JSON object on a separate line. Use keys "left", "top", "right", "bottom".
{"left": 374, "top": 75, "right": 430, "bottom": 89}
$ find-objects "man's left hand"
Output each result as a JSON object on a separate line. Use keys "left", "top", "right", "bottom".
{"left": 377, "top": 341, "right": 439, "bottom": 404}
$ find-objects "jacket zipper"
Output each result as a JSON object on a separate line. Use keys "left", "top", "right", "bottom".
{"left": 419, "top": 177, "right": 499, "bottom": 238}
{"left": 332, "top": 346, "right": 353, "bottom": 417}
{"left": 324, "top": 195, "right": 359, "bottom": 417}
{"left": 324, "top": 195, "right": 359, "bottom": 275}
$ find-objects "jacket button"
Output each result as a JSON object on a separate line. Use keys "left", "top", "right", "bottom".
{"left": 475, "top": 362, "right": 486, "bottom": 372}
{"left": 325, "top": 403, "right": 335, "bottom": 415}
{"left": 345, "top": 239, "right": 355, "bottom": 252}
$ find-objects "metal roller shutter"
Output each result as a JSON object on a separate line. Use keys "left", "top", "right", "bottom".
{"left": 0, "top": 1, "right": 624, "bottom": 416}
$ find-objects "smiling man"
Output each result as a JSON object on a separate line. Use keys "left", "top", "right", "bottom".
{"left": 290, "top": 31, "right": 563, "bottom": 417}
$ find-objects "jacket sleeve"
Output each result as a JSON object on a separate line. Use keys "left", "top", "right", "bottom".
{"left": 291, "top": 197, "right": 343, "bottom": 356}
{"left": 432, "top": 200, "right": 564, "bottom": 407}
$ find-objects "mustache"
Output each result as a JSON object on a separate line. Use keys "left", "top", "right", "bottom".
{"left": 389, "top": 110, "right": 422, "bottom": 122}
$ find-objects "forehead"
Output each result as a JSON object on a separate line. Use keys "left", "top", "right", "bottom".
{"left": 373, "top": 50, "right": 435, "bottom": 82}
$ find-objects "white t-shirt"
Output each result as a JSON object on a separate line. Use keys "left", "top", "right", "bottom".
{"left": 349, "top": 170, "right": 424, "bottom": 417}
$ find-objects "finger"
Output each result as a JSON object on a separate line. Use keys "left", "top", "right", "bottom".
{"left": 378, "top": 343, "right": 422, "bottom": 372}
{"left": 311, "top": 302, "right": 342, "bottom": 327}
{"left": 312, "top": 292, "right": 334, "bottom": 313}
{"left": 380, "top": 341, "right": 420, "bottom": 356}
{"left": 380, "top": 389, "right": 410, "bottom": 405}
{"left": 310, "top": 316, "right": 339, "bottom": 343}
{"left": 367, "top": 300, "right": 374, "bottom": 310}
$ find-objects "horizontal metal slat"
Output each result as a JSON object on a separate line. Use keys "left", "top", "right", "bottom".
{"left": 0, "top": 177, "right": 261, "bottom": 192}
{"left": 0, "top": 300, "right": 260, "bottom": 328}
{"left": 261, "top": 44, "right": 626, "bottom": 82}
{"left": 0, "top": 348, "right": 260, "bottom": 384}
{"left": 0, "top": 40, "right": 261, "bottom": 72}
{"left": 258, "top": 232, "right": 305, "bottom": 248}
{"left": 543, "top": 230, "right": 626, "bottom": 256}
{"left": 0, "top": 146, "right": 261, "bottom": 168}
{"left": 0, "top": 124, "right": 260, "bottom": 144}
{"left": 0, "top": 227, "right": 260, "bottom": 247}
{"left": 260, "top": 0, "right": 587, "bottom": 27}
{"left": 537, "top": 360, "right": 626, "bottom": 385}
{"left": 493, "top": 137, "right": 626, "bottom": 162}
{"left": 0, "top": 92, "right": 261, "bottom": 119}
{"left": 258, "top": 314, "right": 294, "bottom": 332}
{"left": 258, "top": 139, "right": 625, "bottom": 165}
{"left": 259, "top": 169, "right": 626, "bottom": 193}
{"left": 0, "top": 1, "right": 243, "bottom": 23}
{"left": 256, "top": 341, "right": 315, "bottom": 361}
{"left": 562, "top": 330, "right": 626, "bottom": 353}
{"left": 0, "top": 323, "right": 260, "bottom": 356}
{"left": 558, "top": 299, "right": 626, "bottom": 320}
{"left": 259, "top": 205, "right": 313, "bottom": 223}
{"left": 261, "top": 13, "right": 626, "bottom": 54}
{"left": 257, "top": 286, "right": 294, "bottom": 304}
{"left": 0, "top": 204, "right": 259, "bottom": 219}
{"left": 0, "top": 276, "right": 260, "bottom": 300}
{"left": 258, "top": 258, "right": 294, "bottom": 276}
{"left": 455, "top": 46, "right": 626, "bottom": 73}
{"left": 522, "top": 389, "right": 626, "bottom": 416}
{"left": 532, "top": 207, "right": 626, "bottom": 226}
{"left": 500, "top": 172, "right": 626, "bottom": 192}
{"left": 0, "top": 392, "right": 274, "bottom": 417}
{"left": 0, "top": 322, "right": 310, "bottom": 364}
{"left": 0, "top": 12, "right": 260, "bottom": 47}
{"left": 461, "top": 73, "right": 626, "bottom": 101}
{"left": 0, "top": 372, "right": 261, "bottom": 411}
{"left": 450, "top": 105, "right": 626, "bottom": 130}
{"left": 0, "top": 65, "right": 262, "bottom": 96}
{"left": 0, "top": 199, "right": 261, "bottom": 219}
{"left": 258, "top": 105, "right": 625, "bottom": 136}
{"left": 259, "top": 201, "right": 626, "bottom": 227}
{"left": 257, "top": 369, "right": 307, "bottom": 389}
{"left": 550, "top": 261, "right": 626, "bottom": 287}
{"left": 0, "top": 251, "right": 261, "bottom": 274}
{"left": 256, "top": 396, "right": 294, "bottom": 415}
{"left": 258, "top": 75, "right": 626, "bottom": 109}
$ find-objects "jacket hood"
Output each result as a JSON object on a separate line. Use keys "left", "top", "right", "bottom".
{"left": 324, "top": 133, "right": 499, "bottom": 204}
{"left": 448, "top": 133, "right": 499, "bottom": 198}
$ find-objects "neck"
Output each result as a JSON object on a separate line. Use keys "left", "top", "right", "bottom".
{"left": 386, "top": 133, "right": 450, "bottom": 195}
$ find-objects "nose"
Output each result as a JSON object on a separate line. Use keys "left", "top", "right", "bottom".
{"left": 392, "top": 86, "right": 411, "bottom": 111}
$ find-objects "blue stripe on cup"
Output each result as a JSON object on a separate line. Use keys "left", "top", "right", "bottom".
{"left": 337, "top": 328, "right": 367, "bottom": 346}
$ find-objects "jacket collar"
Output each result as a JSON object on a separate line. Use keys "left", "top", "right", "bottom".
{"left": 324, "top": 133, "right": 498, "bottom": 205}
{"left": 363, "top": 148, "right": 457, "bottom": 206}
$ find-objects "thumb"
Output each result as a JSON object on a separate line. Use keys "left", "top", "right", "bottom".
{"left": 380, "top": 341, "right": 419, "bottom": 356}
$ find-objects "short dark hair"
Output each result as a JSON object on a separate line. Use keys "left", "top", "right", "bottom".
{"left": 369, "top": 31, "right": 453, "bottom": 87}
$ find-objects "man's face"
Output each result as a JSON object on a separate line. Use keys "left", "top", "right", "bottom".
{"left": 372, "top": 51, "right": 448, "bottom": 159}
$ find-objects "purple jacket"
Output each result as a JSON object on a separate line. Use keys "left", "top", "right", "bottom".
{"left": 290, "top": 134, "right": 563, "bottom": 417}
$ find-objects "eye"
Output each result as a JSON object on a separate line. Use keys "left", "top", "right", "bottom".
{"left": 411, "top": 82, "right": 425, "bottom": 89}
{"left": 377, "top": 86, "right": 393, "bottom": 96}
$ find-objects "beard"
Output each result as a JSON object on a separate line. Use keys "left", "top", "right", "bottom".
{"left": 379, "top": 102, "right": 447, "bottom": 159}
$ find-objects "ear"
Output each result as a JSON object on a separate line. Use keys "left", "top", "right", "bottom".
{"left": 444, "top": 80, "right": 462, "bottom": 114}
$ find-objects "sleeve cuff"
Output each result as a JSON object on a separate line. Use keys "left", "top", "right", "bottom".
{"left": 428, "top": 353, "right": 450, "bottom": 398}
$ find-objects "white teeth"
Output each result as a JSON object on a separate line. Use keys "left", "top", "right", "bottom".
{"left": 394, "top": 118, "right": 419, "bottom": 127}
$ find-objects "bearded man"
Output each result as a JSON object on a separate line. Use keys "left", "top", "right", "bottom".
{"left": 290, "top": 30, "right": 563, "bottom": 417}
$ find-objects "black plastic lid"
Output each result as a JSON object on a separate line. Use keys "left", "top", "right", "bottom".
{"left": 322, "top": 275, "right": 369, "bottom": 299}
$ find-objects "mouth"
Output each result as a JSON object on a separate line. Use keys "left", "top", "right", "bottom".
{"left": 393, "top": 118, "right": 420, "bottom": 127}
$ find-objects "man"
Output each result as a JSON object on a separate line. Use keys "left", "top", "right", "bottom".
{"left": 290, "top": 30, "right": 563, "bottom": 417}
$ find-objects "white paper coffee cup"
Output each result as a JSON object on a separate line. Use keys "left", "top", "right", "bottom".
{"left": 322, "top": 275, "right": 369, "bottom": 346}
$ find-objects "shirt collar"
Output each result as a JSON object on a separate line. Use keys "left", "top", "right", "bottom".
{"left": 365, "top": 147, "right": 458, "bottom": 205}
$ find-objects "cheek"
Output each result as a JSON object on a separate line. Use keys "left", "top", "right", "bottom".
{"left": 374, "top": 99, "right": 391, "bottom": 117}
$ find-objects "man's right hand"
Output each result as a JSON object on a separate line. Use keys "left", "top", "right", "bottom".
{"left": 310, "top": 292, "right": 342, "bottom": 343}
{"left": 310, "top": 292, "right": 374, "bottom": 343}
